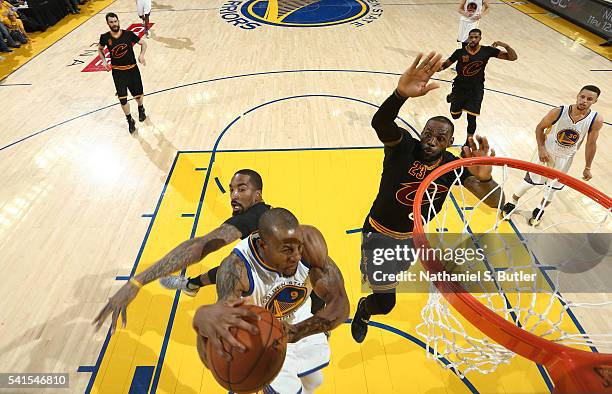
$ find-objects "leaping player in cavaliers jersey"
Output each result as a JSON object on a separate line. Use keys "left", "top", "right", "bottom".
{"left": 502, "top": 85, "right": 604, "bottom": 226}
{"left": 351, "top": 51, "right": 504, "bottom": 343}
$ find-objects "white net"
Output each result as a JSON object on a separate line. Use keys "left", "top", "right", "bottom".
{"left": 413, "top": 161, "right": 612, "bottom": 378}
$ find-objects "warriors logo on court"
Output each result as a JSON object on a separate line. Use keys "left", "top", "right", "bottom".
{"left": 219, "top": 0, "right": 382, "bottom": 29}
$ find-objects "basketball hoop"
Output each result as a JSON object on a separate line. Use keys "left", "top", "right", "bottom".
{"left": 412, "top": 156, "right": 612, "bottom": 394}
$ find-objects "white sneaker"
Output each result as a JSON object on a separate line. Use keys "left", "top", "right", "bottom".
{"left": 159, "top": 275, "right": 199, "bottom": 297}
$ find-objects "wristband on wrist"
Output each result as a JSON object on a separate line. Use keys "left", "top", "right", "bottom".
{"left": 130, "top": 277, "right": 143, "bottom": 288}
{"left": 585, "top": 167, "right": 591, "bottom": 170}
{"left": 394, "top": 89, "right": 408, "bottom": 100}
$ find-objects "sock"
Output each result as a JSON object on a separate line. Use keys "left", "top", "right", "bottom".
{"left": 126, "top": 114, "right": 133, "bottom": 121}
{"left": 138, "top": 105, "right": 145, "bottom": 112}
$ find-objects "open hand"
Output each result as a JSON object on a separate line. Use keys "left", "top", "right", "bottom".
{"left": 463, "top": 135, "right": 495, "bottom": 181}
{"left": 397, "top": 51, "right": 443, "bottom": 98}
{"left": 193, "top": 298, "right": 260, "bottom": 361}
{"left": 93, "top": 281, "right": 140, "bottom": 334}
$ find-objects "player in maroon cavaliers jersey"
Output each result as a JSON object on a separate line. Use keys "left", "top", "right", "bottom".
{"left": 351, "top": 51, "right": 504, "bottom": 343}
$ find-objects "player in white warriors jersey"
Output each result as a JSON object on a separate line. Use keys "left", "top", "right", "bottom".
{"left": 457, "top": 0, "right": 489, "bottom": 44}
{"left": 502, "top": 85, "right": 604, "bottom": 226}
{"left": 193, "top": 208, "right": 349, "bottom": 394}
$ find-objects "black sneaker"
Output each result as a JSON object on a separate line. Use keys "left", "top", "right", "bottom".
{"left": 138, "top": 106, "right": 146, "bottom": 122}
{"left": 351, "top": 297, "right": 370, "bottom": 343}
{"left": 128, "top": 117, "right": 136, "bottom": 134}
{"left": 529, "top": 208, "right": 544, "bottom": 226}
{"left": 501, "top": 202, "right": 516, "bottom": 219}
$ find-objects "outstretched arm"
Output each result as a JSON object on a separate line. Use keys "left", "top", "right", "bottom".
{"left": 372, "top": 52, "right": 443, "bottom": 147}
{"left": 583, "top": 115, "right": 603, "bottom": 181}
{"left": 93, "top": 224, "right": 241, "bottom": 334}
{"left": 283, "top": 226, "right": 350, "bottom": 343}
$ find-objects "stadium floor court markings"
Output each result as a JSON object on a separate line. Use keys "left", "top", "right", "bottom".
{"left": 86, "top": 147, "right": 592, "bottom": 393}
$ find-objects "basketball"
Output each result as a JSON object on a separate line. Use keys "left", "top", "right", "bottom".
{"left": 205, "top": 305, "right": 287, "bottom": 393}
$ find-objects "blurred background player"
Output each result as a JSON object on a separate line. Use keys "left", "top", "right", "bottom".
{"left": 457, "top": 0, "right": 488, "bottom": 45}
{"left": 502, "top": 85, "right": 604, "bottom": 226}
{"left": 350, "top": 51, "right": 503, "bottom": 343}
{"left": 439, "top": 29, "right": 517, "bottom": 150}
{"left": 136, "top": 0, "right": 151, "bottom": 38}
{"left": 98, "top": 13, "right": 147, "bottom": 134}
{"left": 192, "top": 208, "right": 350, "bottom": 394}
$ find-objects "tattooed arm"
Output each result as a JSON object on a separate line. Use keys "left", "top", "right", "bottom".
{"left": 136, "top": 223, "right": 242, "bottom": 285}
{"left": 193, "top": 253, "right": 258, "bottom": 361}
{"left": 284, "top": 226, "right": 350, "bottom": 343}
{"left": 93, "top": 224, "right": 241, "bottom": 334}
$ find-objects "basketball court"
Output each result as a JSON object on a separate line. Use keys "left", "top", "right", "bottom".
{"left": 0, "top": 0, "right": 611, "bottom": 392}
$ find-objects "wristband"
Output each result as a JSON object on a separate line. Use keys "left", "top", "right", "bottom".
{"left": 130, "top": 277, "right": 143, "bottom": 288}
{"left": 585, "top": 167, "right": 591, "bottom": 170}
{"left": 394, "top": 89, "right": 408, "bottom": 100}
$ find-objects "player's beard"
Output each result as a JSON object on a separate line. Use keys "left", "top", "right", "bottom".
{"left": 110, "top": 26, "right": 120, "bottom": 32}
{"left": 418, "top": 145, "right": 444, "bottom": 163}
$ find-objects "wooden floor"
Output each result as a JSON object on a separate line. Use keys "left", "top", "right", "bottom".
{"left": 0, "top": 0, "right": 610, "bottom": 393}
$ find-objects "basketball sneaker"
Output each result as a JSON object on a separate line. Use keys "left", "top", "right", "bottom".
{"left": 138, "top": 105, "right": 146, "bottom": 122}
{"left": 160, "top": 275, "right": 199, "bottom": 297}
{"left": 128, "top": 117, "right": 136, "bottom": 134}
{"left": 351, "top": 297, "right": 370, "bottom": 343}
{"left": 529, "top": 208, "right": 544, "bottom": 226}
{"left": 501, "top": 202, "right": 516, "bottom": 219}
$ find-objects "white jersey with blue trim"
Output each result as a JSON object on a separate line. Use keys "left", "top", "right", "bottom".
{"left": 545, "top": 105, "right": 597, "bottom": 159}
{"left": 233, "top": 233, "right": 313, "bottom": 325}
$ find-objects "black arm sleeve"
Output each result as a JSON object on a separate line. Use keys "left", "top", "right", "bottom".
{"left": 371, "top": 90, "right": 408, "bottom": 143}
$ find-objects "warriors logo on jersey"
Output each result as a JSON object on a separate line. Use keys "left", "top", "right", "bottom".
{"left": 264, "top": 283, "right": 308, "bottom": 319}
{"left": 556, "top": 128, "right": 580, "bottom": 147}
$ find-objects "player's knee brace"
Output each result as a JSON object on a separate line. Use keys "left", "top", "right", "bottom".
{"left": 367, "top": 292, "right": 396, "bottom": 315}
{"left": 467, "top": 114, "right": 477, "bottom": 135}
{"left": 119, "top": 97, "right": 128, "bottom": 105}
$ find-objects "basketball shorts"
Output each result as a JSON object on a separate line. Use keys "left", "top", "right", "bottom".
{"left": 136, "top": 0, "right": 151, "bottom": 16}
{"left": 457, "top": 18, "right": 479, "bottom": 43}
{"left": 266, "top": 333, "right": 329, "bottom": 393}
{"left": 112, "top": 67, "right": 144, "bottom": 101}
{"left": 524, "top": 150, "right": 573, "bottom": 190}
{"left": 360, "top": 229, "right": 416, "bottom": 292}
{"left": 450, "top": 84, "right": 484, "bottom": 116}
